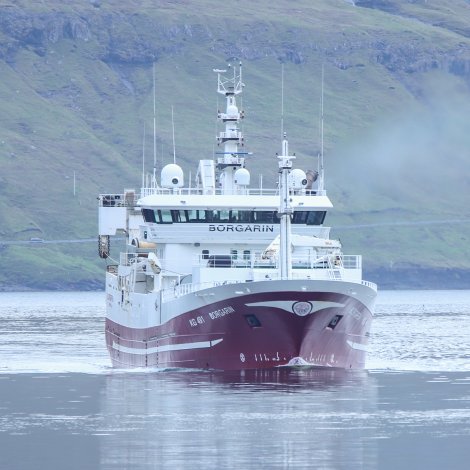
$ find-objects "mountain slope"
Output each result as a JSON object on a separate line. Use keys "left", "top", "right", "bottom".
{"left": 0, "top": 0, "right": 469, "bottom": 289}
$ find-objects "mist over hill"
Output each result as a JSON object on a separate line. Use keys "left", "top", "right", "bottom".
{"left": 0, "top": 0, "right": 469, "bottom": 290}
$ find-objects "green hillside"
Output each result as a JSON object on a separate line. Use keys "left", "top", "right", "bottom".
{"left": 0, "top": 0, "right": 469, "bottom": 289}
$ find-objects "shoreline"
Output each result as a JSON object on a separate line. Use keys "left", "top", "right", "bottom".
{"left": 365, "top": 267, "right": 470, "bottom": 290}
{"left": 1, "top": 268, "right": 470, "bottom": 291}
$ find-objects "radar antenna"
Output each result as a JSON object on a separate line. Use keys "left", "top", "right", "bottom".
{"left": 281, "top": 63, "right": 285, "bottom": 140}
{"left": 141, "top": 122, "right": 146, "bottom": 190}
{"left": 152, "top": 62, "right": 157, "bottom": 188}
{"left": 171, "top": 105, "right": 176, "bottom": 164}
{"left": 318, "top": 64, "right": 325, "bottom": 192}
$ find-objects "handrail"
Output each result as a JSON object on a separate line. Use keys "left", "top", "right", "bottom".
{"left": 361, "top": 280, "right": 378, "bottom": 291}
{"left": 192, "top": 253, "right": 362, "bottom": 270}
{"left": 99, "top": 187, "right": 327, "bottom": 204}
{"left": 161, "top": 273, "right": 375, "bottom": 303}
{"left": 161, "top": 280, "right": 243, "bottom": 302}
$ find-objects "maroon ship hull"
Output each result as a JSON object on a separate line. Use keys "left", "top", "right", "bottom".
{"left": 106, "top": 289, "right": 373, "bottom": 370}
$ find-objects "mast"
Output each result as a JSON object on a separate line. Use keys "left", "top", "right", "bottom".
{"left": 278, "top": 133, "right": 294, "bottom": 280}
{"left": 281, "top": 63, "right": 284, "bottom": 140}
{"left": 141, "top": 122, "right": 146, "bottom": 190}
{"left": 213, "top": 62, "right": 248, "bottom": 194}
{"left": 171, "top": 105, "right": 176, "bottom": 164}
{"left": 318, "top": 64, "right": 325, "bottom": 192}
{"left": 152, "top": 62, "right": 157, "bottom": 188}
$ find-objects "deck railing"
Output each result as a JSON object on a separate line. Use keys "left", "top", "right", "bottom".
{"left": 116, "top": 251, "right": 363, "bottom": 273}
{"left": 193, "top": 253, "right": 362, "bottom": 271}
{"left": 160, "top": 272, "right": 376, "bottom": 303}
{"left": 115, "top": 251, "right": 366, "bottom": 278}
{"left": 99, "top": 186, "right": 327, "bottom": 204}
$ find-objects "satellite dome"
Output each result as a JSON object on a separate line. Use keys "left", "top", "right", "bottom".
{"left": 234, "top": 168, "right": 250, "bottom": 186}
{"left": 161, "top": 164, "right": 184, "bottom": 188}
{"left": 290, "top": 169, "right": 307, "bottom": 189}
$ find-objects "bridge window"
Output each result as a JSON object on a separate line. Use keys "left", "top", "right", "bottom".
{"left": 254, "top": 211, "right": 278, "bottom": 223}
{"left": 306, "top": 211, "right": 326, "bottom": 225}
{"left": 292, "top": 211, "right": 308, "bottom": 224}
{"left": 142, "top": 208, "right": 156, "bottom": 223}
{"left": 142, "top": 209, "right": 325, "bottom": 225}
{"left": 171, "top": 210, "right": 181, "bottom": 222}
{"left": 157, "top": 210, "right": 173, "bottom": 224}
{"left": 292, "top": 211, "right": 326, "bottom": 225}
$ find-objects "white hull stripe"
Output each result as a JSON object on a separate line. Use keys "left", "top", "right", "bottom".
{"left": 245, "top": 300, "right": 344, "bottom": 313}
{"left": 112, "top": 338, "right": 223, "bottom": 355}
{"left": 346, "top": 340, "right": 368, "bottom": 352}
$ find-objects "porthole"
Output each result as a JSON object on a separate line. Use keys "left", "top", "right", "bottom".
{"left": 327, "top": 314, "right": 343, "bottom": 329}
{"left": 245, "top": 314, "right": 261, "bottom": 328}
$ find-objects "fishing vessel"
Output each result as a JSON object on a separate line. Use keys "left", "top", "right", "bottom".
{"left": 98, "top": 64, "right": 377, "bottom": 370}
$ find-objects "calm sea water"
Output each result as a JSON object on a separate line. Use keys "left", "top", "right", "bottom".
{"left": 0, "top": 290, "right": 470, "bottom": 469}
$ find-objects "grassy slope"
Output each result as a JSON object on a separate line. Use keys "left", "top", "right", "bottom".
{"left": 0, "top": 0, "right": 469, "bottom": 288}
